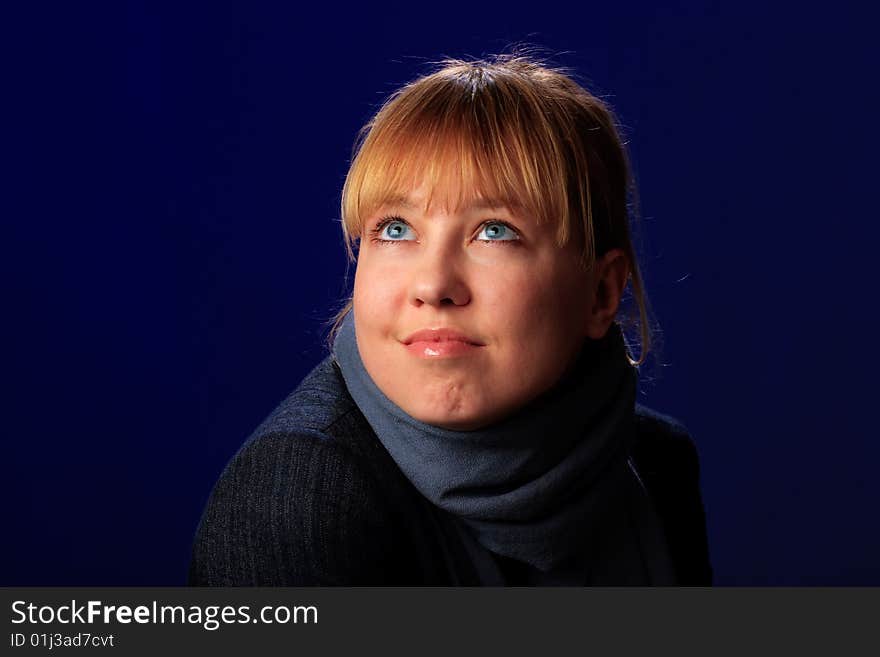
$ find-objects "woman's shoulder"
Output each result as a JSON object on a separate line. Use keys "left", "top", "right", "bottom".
{"left": 249, "top": 354, "right": 357, "bottom": 438}
{"left": 189, "top": 356, "right": 415, "bottom": 585}
{"left": 239, "top": 354, "right": 404, "bottom": 481}
{"left": 631, "top": 403, "right": 712, "bottom": 585}
{"left": 632, "top": 403, "right": 702, "bottom": 476}
{"left": 634, "top": 403, "right": 694, "bottom": 442}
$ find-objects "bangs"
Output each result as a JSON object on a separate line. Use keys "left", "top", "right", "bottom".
{"left": 340, "top": 70, "right": 588, "bottom": 261}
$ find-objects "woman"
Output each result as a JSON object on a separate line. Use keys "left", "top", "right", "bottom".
{"left": 189, "top": 53, "right": 712, "bottom": 586}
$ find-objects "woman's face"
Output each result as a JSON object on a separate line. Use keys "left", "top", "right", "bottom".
{"left": 352, "top": 183, "right": 597, "bottom": 431}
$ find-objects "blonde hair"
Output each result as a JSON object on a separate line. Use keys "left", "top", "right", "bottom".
{"left": 324, "top": 51, "right": 657, "bottom": 367}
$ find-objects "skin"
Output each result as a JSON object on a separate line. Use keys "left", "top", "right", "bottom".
{"left": 352, "top": 183, "right": 629, "bottom": 431}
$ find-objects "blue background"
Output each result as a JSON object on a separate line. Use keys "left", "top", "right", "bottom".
{"left": 4, "top": 1, "right": 877, "bottom": 585}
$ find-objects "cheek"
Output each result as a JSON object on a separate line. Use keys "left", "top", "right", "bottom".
{"left": 484, "top": 267, "right": 584, "bottom": 338}
{"left": 486, "top": 268, "right": 588, "bottom": 392}
{"left": 353, "top": 260, "right": 404, "bottom": 317}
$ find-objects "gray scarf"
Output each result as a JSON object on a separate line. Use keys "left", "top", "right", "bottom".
{"left": 332, "top": 311, "right": 675, "bottom": 582}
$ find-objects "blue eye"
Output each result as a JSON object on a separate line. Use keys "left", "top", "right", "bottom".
{"left": 367, "top": 216, "right": 521, "bottom": 246}
{"left": 477, "top": 222, "right": 519, "bottom": 242}
{"left": 378, "top": 220, "right": 415, "bottom": 241}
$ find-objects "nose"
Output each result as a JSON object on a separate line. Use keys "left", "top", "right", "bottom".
{"left": 408, "top": 246, "right": 471, "bottom": 308}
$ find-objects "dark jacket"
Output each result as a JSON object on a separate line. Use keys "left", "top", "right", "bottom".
{"left": 189, "top": 355, "right": 713, "bottom": 586}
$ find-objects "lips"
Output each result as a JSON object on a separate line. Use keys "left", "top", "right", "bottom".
{"left": 402, "top": 328, "right": 484, "bottom": 346}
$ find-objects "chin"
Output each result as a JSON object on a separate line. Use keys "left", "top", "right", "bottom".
{"left": 404, "top": 403, "right": 485, "bottom": 431}
{"left": 426, "top": 418, "right": 487, "bottom": 431}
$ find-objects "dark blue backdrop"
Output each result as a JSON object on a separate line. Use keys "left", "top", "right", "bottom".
{"left": 4, "top": 2, "right": 877, "bottom": 585}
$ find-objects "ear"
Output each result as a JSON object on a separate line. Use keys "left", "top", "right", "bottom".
{"left": 585, "top": 248, "right": 630, "bottom": 340}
